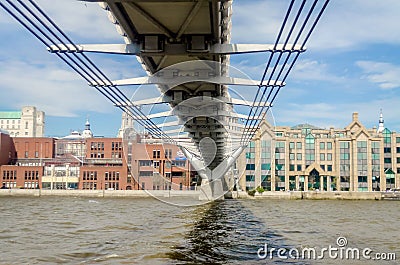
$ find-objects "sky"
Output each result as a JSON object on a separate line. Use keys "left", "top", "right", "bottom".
{"left": 1, "top": 0, "right": 400, "bottom": 137}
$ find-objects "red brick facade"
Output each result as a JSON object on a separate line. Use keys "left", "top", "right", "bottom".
{"left": 0, "top": 135, "right": 195, "bottom": 190}
{"left": 0, "top": 133, "right": 14, "bottom": 165}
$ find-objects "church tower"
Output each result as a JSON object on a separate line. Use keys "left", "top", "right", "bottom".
{"left": 377, "top": 109, "right": 385, "bottom": 133}
{"left": 82, "top": 118, "right": 93, "bottom": 138}
{"left": 117, "top": 112, "right": 134, "bottom": 138}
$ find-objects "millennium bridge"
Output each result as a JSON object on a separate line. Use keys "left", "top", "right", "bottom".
{"left": 1, "top": 0, "right": 330, "bottom": 200}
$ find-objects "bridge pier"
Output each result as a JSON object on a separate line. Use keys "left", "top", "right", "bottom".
{"left": 199, "top": 178, "right": 224, "bottom": 201}
{"left": 198, "top": 172, "right": 235, "bottom": 201}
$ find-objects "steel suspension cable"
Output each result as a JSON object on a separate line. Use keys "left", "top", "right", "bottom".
{"left": 241, "top": 0, "right": 331, "bottom": 146}
{"left": 241, "top": 0, "right": 319, "bottom": 145}
{"left": 2, "top": 0, "right": 176, "bottom": 143}
{"left": 25, "top": 0, "right": 174, "bottom": 141}
{"left": 240, "top": 0, "right": 306, "bottom": 146}
{"left": 238, "top": 0, "right": 296, "bottom": 146}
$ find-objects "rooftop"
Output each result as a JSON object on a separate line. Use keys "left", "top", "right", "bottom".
{"left": 291, "top": 123, "right": 321, "bottom": 130}
{"left": 0, "top": 111, "right": 21, "bottom": 119}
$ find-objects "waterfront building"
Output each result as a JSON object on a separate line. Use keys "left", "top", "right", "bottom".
{"left": 79, "top": 137, "right": 128, "bottom": 190}
{"left": 0, "top": 120, "right": 194, "bottom": 190}
{"left": 127, "top": 135, "right": 197, "bottom": 191}
{"left": 0, "top": 136, "right": 54, "bottom": 188}
{"left": 239, "top": 112, "right": 400, "bottom": 192}
{"left": 0, "top": 131, "right": 14, "bottom": 170}
{"left": 0, "top": 106, "right": 45, "bottom": 137}
{"left": 2, "top": 111, "right": 398, "bottom": 192}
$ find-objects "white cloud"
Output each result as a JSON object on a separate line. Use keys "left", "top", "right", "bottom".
{"left": 291, "top": 59, "right": 344, "bottom": 83}
{"left": 0, "top": 0, "right": 146, "bottom": 118}
{"left": 356, "top": 61, "right": 400, "bottom": 89}
{"left": 0, "top": 0, "right": 121, "bottom": 41}
{"left": 274, "top": 97, "right": 400, "bottom": 131}
{"left": 0, "top": 59, "right": 112, "bottom": 117}
{"left": 232, "top": 0, "right": 400, "bottom": 51}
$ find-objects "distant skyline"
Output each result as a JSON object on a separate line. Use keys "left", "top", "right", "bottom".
{"left": 1, "top": 0, "right": 400, "bottom": 137}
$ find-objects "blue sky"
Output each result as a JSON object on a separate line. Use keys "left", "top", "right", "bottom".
{"left": 1, "top": 0, "right": 400, "bottom": 137}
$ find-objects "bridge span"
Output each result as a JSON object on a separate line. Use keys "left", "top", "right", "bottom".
{"left": 1, "top": 0, "right": 330, "bottom": 200}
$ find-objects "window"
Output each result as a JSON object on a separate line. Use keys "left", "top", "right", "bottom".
{"left": 340, "top": 142, "right": 349, "bottom": 148}
{"left": 172, "top": 160, "right": 186, "bottom": 167}
{"left": 246, "top": 164, "right": 255, "bottom": 170}
{"left": 383, "top": 128, "right": 391, "bottom": 143}
{"left": 327, "top": 153, "right": 332, "bottom": 161}
{"left": 327, "top": 165, "right": 332, "bottom": 171}
{"left": 396, "top": 147, "right": 400, "bottom": 153}
{"left": 153, "top": 150, "right": 160, "bottom": 159}
{"left": 340, "top": 153, "right": 350, "bottom": 159}
{"left": 289, "top": 142, "right": 295, "bottom": 149}
{"left": 289, "top": 164, "right": 295, "bottom": 171}
{"left": 297, "top": 153, "right": 302, "bottom": 160}
{"left": 396, "top": 137, "right": 400, "bottom": 143}
{"left": 296, "top": 142, "right": 302, "bottom": 149}
{"left": 246, "top": 152, "right": 255, "bottom": 159}
{"left": 139, "top": 160, "right": 152, "bottom": 167}
{"left": 320, "top": 142, "right": 325, "bottom": 150}
{"left": 289, "top": 153, "right": 295, "bottom": 160}
{"left": 384, "top": 147, "right": 391, "bottom": 153}
{"left": 261, "top": 163, "right": 271, "bottom": 170}
{"left": 297, "top": 165, "right": 302, "bottom": 171}
{"left": 164, "top": 149, "right": 172, "bottom": 159}
{"left": 246, "top": 175, "right": 255, "bottom": 182}
{"left": 384, "top": 158, "right": 391, "bottom": 163}
{"left": 139, "top": 171, "right": 153, "bottom": 177}
{"left": 320, "top": 153, "right": 325, "bottom": 161}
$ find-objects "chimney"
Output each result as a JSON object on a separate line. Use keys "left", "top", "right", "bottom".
{"left": 352, "top": 112, "right": 358, "bottom": 121}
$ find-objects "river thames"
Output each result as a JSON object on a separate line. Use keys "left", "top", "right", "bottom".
{"left": 0, "top": 197, "right": 398, "bottom": 264}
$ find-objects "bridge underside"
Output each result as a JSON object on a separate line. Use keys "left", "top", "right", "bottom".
{"left": 1, "top": 0, "right": 330, "bottom": 200}
{"left": 102, "top": 0, "right": 236, "bottom": 170}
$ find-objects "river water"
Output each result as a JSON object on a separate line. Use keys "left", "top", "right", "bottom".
{"left": 0, "top": 197, "right": 398, "bottom": 264}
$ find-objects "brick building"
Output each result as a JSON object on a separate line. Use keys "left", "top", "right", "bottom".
{"left": 0, "top": 133, "right": 194, "bottom": 190}
{"left": 127, "top": 138, "right": 196, "bottom": 191}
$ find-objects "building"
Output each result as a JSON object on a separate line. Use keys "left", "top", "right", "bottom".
{"left": 0, "top": 135, "right": 54, "bottom": 188}
{"left": 0, "top": 106, "right": 45, "bottom": 137}
{"left": 2, "top": 111, "right": 399, "bottom": 192}
{"left": 117, "top": 112, "right": 134, "bottom": 138}
{"left": 0, "top": 131, "right": 194, "bottom": 190}
{"left": 239, "top": 112, "right": 400, "bottom": 192}
{"left": 0, "top": 131, "right": 14, "bottom": 166}
{"left": 79, "top": 137, "right": 128, "bottom": 190}
{"left": 127, "top": 135, "right": 197, "bottom": 191}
